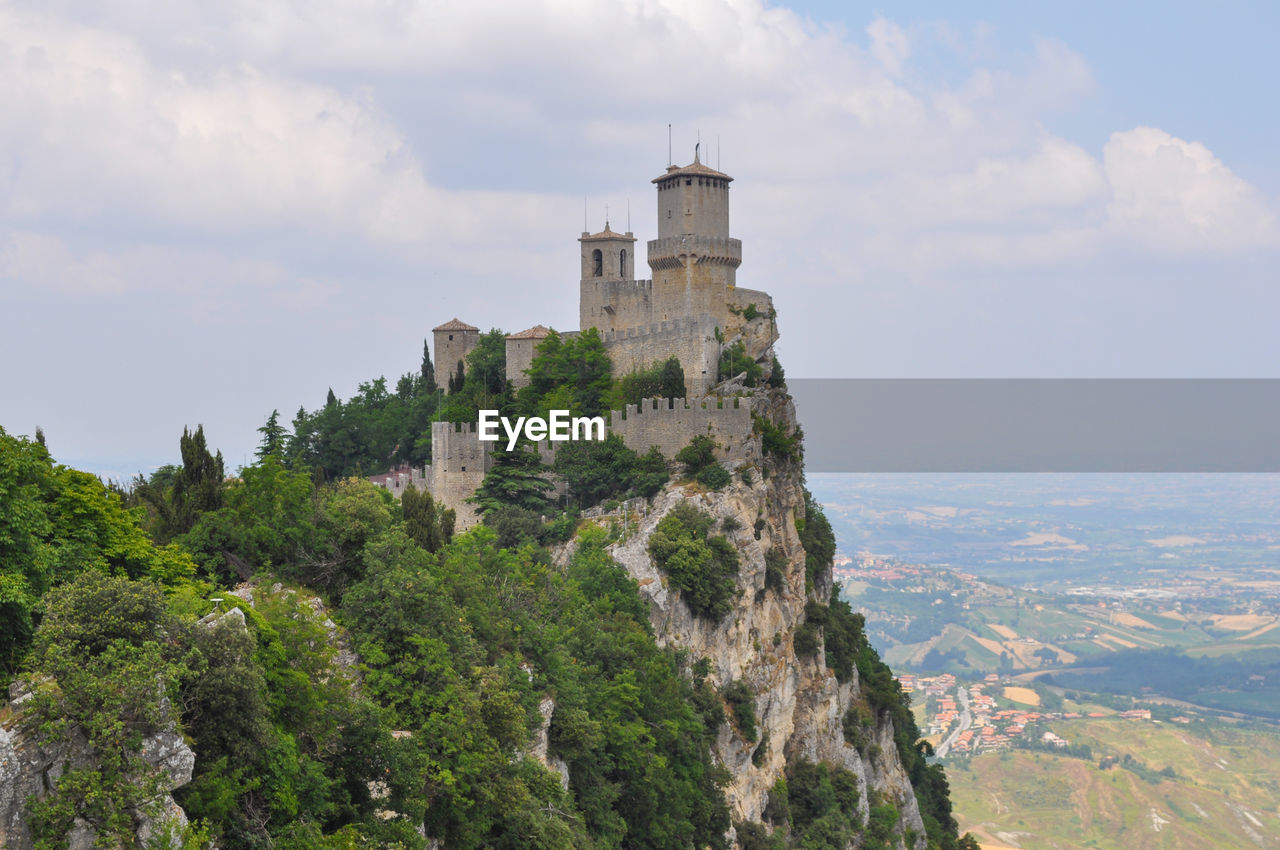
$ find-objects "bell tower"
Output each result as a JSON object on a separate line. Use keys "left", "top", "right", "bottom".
{"left": 579, "top": 221, "right": 639, "bottom": 332}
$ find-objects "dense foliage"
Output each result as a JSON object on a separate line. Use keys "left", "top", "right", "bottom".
{"left": 0, "top": 427, "right": 196, "bottom": 676}
{"left": 0, "top": 329, "right": 975, "bottom": 849}
{"left": 647, "top": 503, "right": 740, "bottom": 620}
{"left": 796, "top": 489, "right": 834, "bottom": 590}
{"left": 287, "top": 361, "right": 443, "bottom": 481}
{"left": 516, "top": 328, "right": 613, "bottom": 420}
{"left": 608, "top": 356, "right": 686, "bottom": 408}
{"left": 3, "top": 425, "right": 739, "bottom": 848}
{"left": 717, "top": 341, "right": 762, "bottom": 386}
{"left": 553, "top": 433, "right": 668, "bottom": 508}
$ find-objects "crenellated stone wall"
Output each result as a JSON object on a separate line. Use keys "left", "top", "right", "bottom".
{"left": 373, "top": 395, "right": 761, "bottom": 525}
{"left": 607, "top": 396, "right": 754, "bottom": 463}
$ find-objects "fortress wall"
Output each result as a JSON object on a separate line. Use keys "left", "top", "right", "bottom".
{"left": 377, "top": 393, "right": 757, "bottom": 527}
{"left": 728, "top": 287, "right": 773, "bottom": 312}
{"left": 424, "top": 420, "right": 493, "bottom": 530}
{"left": 580, "top": 278, "right": 655, "bottom": 332}
{"left": 608, "top": 396, "right": 754, "bottom": 464}
{"left": 603, "top": 316, "right": 723, "bottom": 397}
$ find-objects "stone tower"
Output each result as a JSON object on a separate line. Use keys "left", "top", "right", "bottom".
{"left": 574, "top": 153, "right": 772, "bottom": 397}
{"left": 579, "top": 224, "right": 643, "bottom": 332}
{"left": 505, "top": 325, "right": 552, "bottom": 389}
{"left": 433, "top": 318, "right": 480, "bottom": 393}
{"left": 648, "top": 151, "right": 741, "bottom": 322}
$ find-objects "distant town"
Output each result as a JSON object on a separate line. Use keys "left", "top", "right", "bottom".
{"left": 898, "top": 670, "right": 1165, "bottom": 759}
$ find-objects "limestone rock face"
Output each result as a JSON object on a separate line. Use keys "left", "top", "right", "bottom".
{"left": 0, "top": 682, "right": 197, "bottom": 850}
{"left": 595, "top": 391, "right": 926, "bottom": 848}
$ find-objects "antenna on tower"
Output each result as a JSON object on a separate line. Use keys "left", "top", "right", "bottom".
{"left": 667, "top": 124, "right": 672, "bottom": 166}
{"left": 583, "top": 197, "right": 588, "bottom": 232}
{"left": 717, "top": 135, "right": 721, "bottom": 171}
{"left": 627, "top": 198, "right": 631, "bottom": 232}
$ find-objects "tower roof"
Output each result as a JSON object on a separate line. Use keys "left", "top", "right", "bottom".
{"left": 579, "top": 224, "right": 636, "bottom": 242}
{"left": 505, "top": 325, "right": 552, "bottom": 340}
{"left": 433, "top": 318, "right": 479, "bottom": 332}
{"left": 652, "top": 159, "right": 732, "bottom": 184}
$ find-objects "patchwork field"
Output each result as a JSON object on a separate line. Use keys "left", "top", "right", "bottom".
{"left": 950, "top": 718, "right": 1280, "bottom": 850}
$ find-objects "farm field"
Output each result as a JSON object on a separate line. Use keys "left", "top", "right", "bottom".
{"left": 949, "top": 718, "right": 1280, "bottom": 850}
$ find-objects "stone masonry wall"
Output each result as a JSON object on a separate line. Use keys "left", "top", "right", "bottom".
{"left": 375, "top": 396, "right": 759, "bottom": 524}
{"left": 423, "top": 420, "right": 492, "bottom": 531}
{"left": 607, "top": 396, "right": 755, "bottom": 464}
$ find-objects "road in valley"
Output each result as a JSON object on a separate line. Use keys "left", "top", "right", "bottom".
{"left": 934, "top": 684, "right": 971, "bottom": 759}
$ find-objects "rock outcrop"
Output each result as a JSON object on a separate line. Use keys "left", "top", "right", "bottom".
{"left": 591, "top": 388, "right": 927, "bottom": 848}
{"left": 0, "top": 681, "right": 196, "bottom": 850}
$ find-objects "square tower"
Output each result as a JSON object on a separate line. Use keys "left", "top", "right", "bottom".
{"left": 433, "top": 318, "right": 480, "bottom": 392}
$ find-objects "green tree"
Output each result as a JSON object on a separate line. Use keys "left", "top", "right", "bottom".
{"left": 609, "top": 356, "right": 686, "bottom": 409}
{"left": 648, "top": 503, "right": 740, "bottom": 620}
{"left": 420, "top": 338, "right": 438, "bottom": 394}
{"left": 675, "top": 434, "right": 718, "bottom": 476}
{"left": 0, "top": 429, "right": 196, "bottom": 674}
{"left": 520, "top": 328, "right": 613, "bottom": 418}
{"left": 469, "top": 446, "right": 554, "bottom": 515}
{"left": 717, "top": 341, "right": 761, "bottom": 386}
{"left": 134, "top": 425, "right": 226, "bottom": 541}
{"left": 402, "top": 484, "right": 454, "bottom": 552}
{"left": 660, "top": 356, "right": 687, "bottom": 398}
{"left": 256, "top": 410, "right": 288, "bottom": 461}
{"left": 22, "top": 572, "right": 193, "bottom": 848}
{"left": 553, "top": 433, "right": 668, "bottom": 508}
{"left": 179, "top": 454, "right": 319, "bottom": 584}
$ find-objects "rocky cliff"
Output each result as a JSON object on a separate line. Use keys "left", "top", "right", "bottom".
{"left": 596, "top": 388, "right": 928, "bottom": 848}
{"left": 0, "top": 681, "right": 196, "bottom": 850}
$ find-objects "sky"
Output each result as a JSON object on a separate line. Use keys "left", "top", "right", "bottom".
{"left": 1, "top": 0, "right": 1277, "bottom": 478}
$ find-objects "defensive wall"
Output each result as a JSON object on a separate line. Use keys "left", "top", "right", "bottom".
{"left": 600, "top": 316, "right": 721, "bottom": 396}
{"left": 580, "top": 277, "right": 654, "bottom": 332}
{"left": 422, "top": 420, "right": 492, "bottom": 530}
{"left": 374, "top": 395, "right": 759, "bottom": 527}
{"left": 607, "top": 396, "right": 755, "bottom": 464}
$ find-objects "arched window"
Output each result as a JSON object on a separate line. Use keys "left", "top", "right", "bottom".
{"left": 592, "top": 249, "right": 602, "bottom": 277}
{"left": 619, "top": 248, "right": 627, "bottom": 277}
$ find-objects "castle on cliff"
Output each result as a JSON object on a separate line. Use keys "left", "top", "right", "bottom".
{"left": 374, "top": 152, "right": 780, "bottom": 528}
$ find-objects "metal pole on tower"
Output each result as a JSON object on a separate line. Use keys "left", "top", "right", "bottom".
{"left": 668, "top": 124, "right": 672, "bottom": 166}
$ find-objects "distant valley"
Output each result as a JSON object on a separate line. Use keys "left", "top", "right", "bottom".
{"left": 810, "top": 473, "right": 1280, "bottom": 848}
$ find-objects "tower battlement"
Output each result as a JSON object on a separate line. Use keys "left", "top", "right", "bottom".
{"left": 646, "top": 236, "right": 742, "bottom": 271}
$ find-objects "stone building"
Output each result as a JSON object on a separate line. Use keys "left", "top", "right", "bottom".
{"left": 378, "top": 153, "right": 781, "bottom": 529}
{"left": 433, "top": 318, "right": 479, "bottom": 388}
{"left": 578, "top": 153, "right": 776, "bottom": 395}
{"left": 505, "top": 325, "right": 552, "bottom": 389}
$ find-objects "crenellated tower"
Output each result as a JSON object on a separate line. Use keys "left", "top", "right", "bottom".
{"left": 648, "top": 152, "right": 742, "bottom": 321}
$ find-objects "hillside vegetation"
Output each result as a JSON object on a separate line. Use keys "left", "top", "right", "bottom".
{"left": 0, "top": 333, "right": 973, "bottom": 849}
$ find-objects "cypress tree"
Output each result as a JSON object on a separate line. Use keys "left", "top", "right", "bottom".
{"left": 421, "top": 339, "right": 437, "bottom": 393}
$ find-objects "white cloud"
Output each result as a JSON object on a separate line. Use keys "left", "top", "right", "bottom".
{"left": 867, "top": 17, "right": 910, "bottom": 77}
{"left": 0, "top": 230, "right": 339, "bottom": 308}
{"left": 3, "top": 0, "right": 1279, "bottom": 468}
{"left": 1104, "top": 127, "right": 1278, "bottom": 252}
